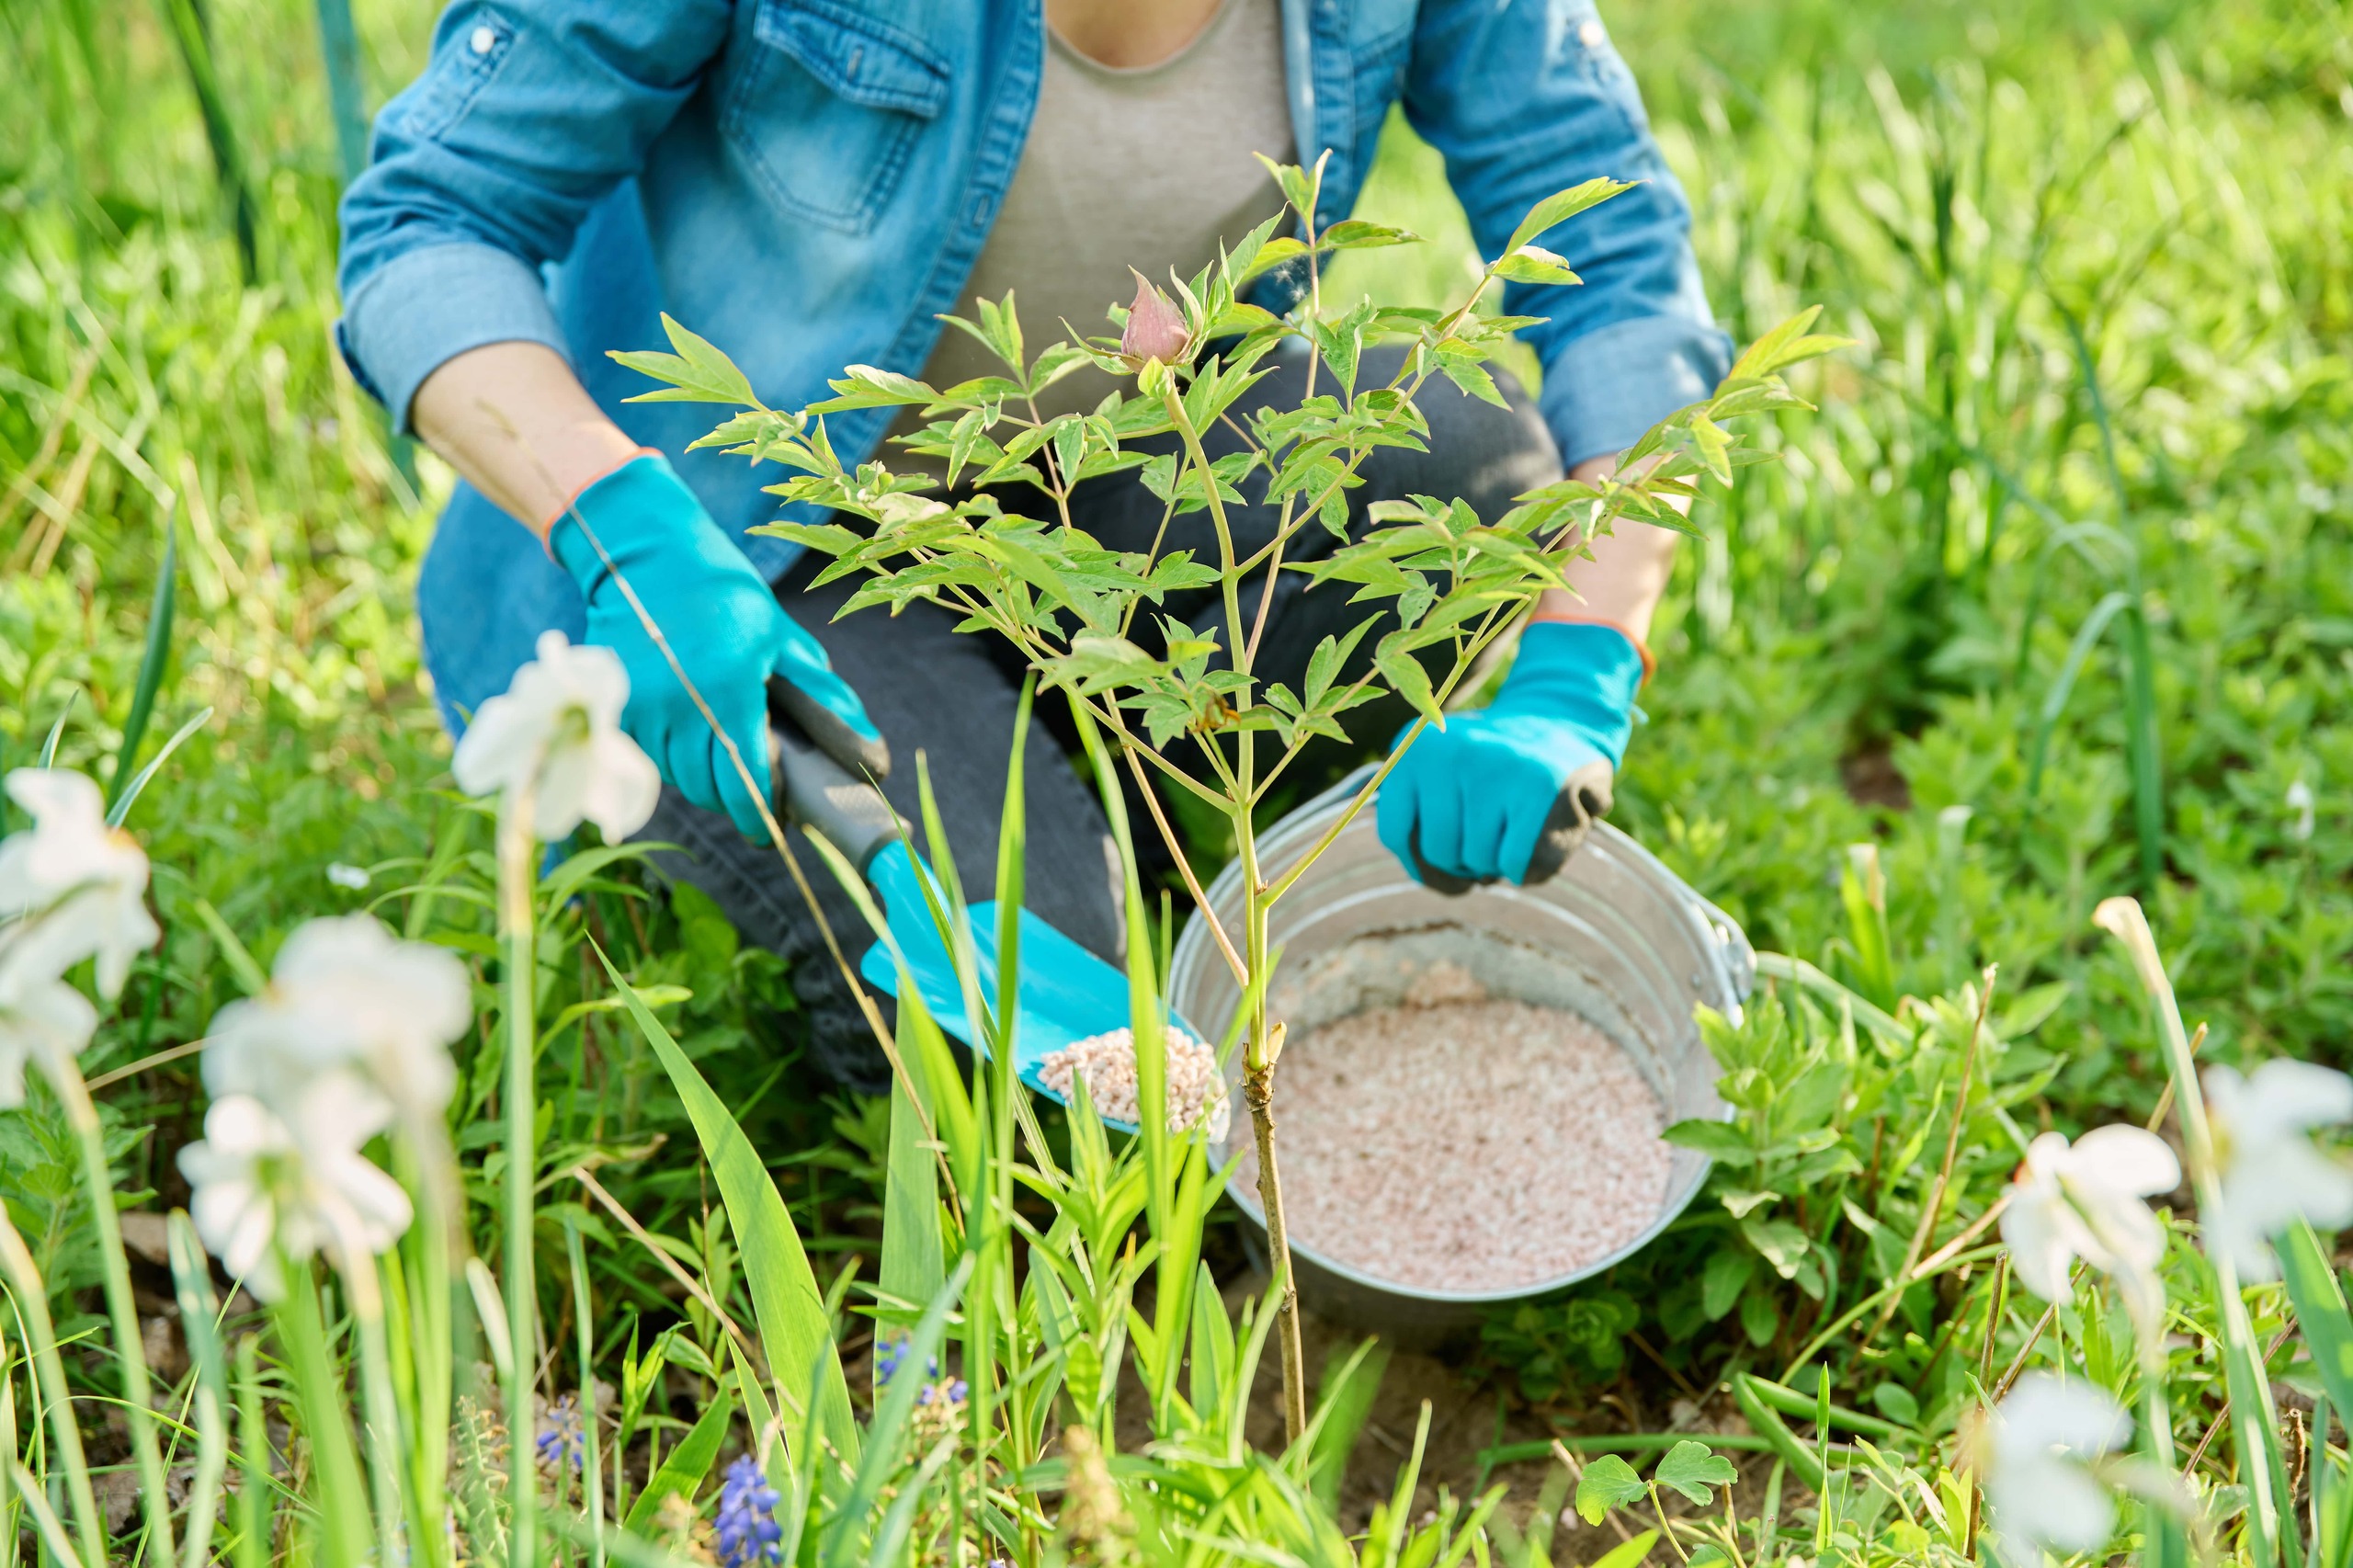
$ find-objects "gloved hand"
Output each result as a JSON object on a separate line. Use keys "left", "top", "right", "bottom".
{"left": 549, "top": 453, "right": 884, "bottom": 837}
{"left": 1376, "top": 619, "right": 1646, "bottom": 891}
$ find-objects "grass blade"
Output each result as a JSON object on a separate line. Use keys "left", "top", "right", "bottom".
{"left": 168, "top": 1215, "right": 232, "bottom": 1568}
{"left": 878, "top": 1062, "right": 947, "bottom": 1358}
{"left": 106, "top": 511, "right": 176, "bottom": 810}
{"left": 108, "top": 704, "right": 212, "bottom": 827}
{"left": 1307, "top": 1337, "right": 1390, "bottom": 1514}
{"left": 0, "top": 1207, "right": 105, "bottom": 1567}
{"left": 2282, "top": 1221, "right": 2353, "bottom": 1420}
{"left": 620, "top": 1392, "right": 732, "bottom": 1533}
{"left": 823, "top": 1255, "right": 972, "bottom": 1568}
{"left": 275, "top": 1267, "right": 372, "bottom": 1568}
{"left": 2053, "top": 296, "right": 2166, "bottom": 890}
{"left": 2022, "top": 590, "right": 2129, "bottom": 800}
{"left": 190, "top": 895, "right": 269, "bottom": 994}
{"left": 566, "top": 1218, "right": 607, "bottom": 1568}
{"left": 1732, "top": 1374, "right": 1827, "bottom": 1493}
{"left": 595, "top": 940, "right": 860, "bottom": 1471}
{"left": 2120, "top": 600, "right": 2166, "bottom": 892}
{"left": 158, "top": 0, "right": 258, "bottom": 278}
{"left": 40, "top": 697, "right": 74, "bottom": 769}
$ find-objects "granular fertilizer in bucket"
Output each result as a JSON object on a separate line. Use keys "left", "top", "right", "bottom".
{"left": 1233, "top": 970, "right": 1672, "bottom": 1293}
{"left": 1040, "top": 1026, "right": 1231, "bottom": 1140}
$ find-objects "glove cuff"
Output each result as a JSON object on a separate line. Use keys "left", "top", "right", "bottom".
{"left": 1504, "top": 619, "right": 1646, "bottom": 767}
{"left": 546, "top": 449, "right": 685, "bottom": 584}
{"left": 1523, "top": 613, "right": 1655, "bottom": 686}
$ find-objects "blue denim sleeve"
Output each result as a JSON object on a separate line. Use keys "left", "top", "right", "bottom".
{"left": 1402, "top": 0, "right": 1733, "bottom": 469}
{"left": 335, "top": 0, "right": 731, "bottom": 431}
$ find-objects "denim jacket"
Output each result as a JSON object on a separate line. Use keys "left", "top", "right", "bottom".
{"left": 337, "top": 0, "right": 1730, "bottom": 728}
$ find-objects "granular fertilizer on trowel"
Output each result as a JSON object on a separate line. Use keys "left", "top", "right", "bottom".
{"left": 1039, "top": 1025, "right": 1232, "bottom": 1140}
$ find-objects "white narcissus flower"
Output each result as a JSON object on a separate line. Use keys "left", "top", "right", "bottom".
{"left": 0, "top": 768, "right": 160, "bottom": 1000}
{"left": 203, "top": 914, "right": 472, "bottom": 1120}
{"left": 1977, "top": 1374, "right": 2131, "bottom": 1564}
{"left": 178, "top": 1074, "right": 413, "bottom": 1301}
{"left": 2000, "top": 1124, "right": 2179, "bottom": 1334}
{"left": 2203, "top": 1058, "right": 2353, "bottom": 1278}
{"left": 2286, "top": 778, "right": 2316, "bottom": 842}
{"left": 451, "top": 630, "right": 659, "bottom": 842}
{"left": 0, "top": 979, "right": 99, "bottom": 1108}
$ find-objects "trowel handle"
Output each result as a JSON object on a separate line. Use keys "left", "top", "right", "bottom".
{"left": 767, "top": 685, "right": 901, "bottom": 874}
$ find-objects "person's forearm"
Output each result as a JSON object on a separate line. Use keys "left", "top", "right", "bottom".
{"left": 1534, "top": 452, "right": 1687, "bottom": 643}
{"left": 410, "top": 341, "right": 643, "bottom": 542}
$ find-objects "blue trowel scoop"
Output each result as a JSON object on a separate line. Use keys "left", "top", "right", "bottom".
{"left": 767, "top": 687, "right": 1188, "bottom": 1118}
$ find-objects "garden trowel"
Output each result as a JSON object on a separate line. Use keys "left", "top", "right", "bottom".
{"left": 766, "top": 683, "right": 1165, "bottom": 1113}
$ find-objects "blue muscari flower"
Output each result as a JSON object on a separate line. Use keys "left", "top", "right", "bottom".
{"left": 875, "top": 1336, "right": 938, "bottom": 1385}
{"left": 714, "top": 1453, "right": 784, "bottom": 1568}
{"left": 537, "top": 1394, "right": 585, "bottom": 1471}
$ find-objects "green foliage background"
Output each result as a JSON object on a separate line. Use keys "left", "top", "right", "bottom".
{"left": 2, "top": 0, "right": 2349, "bottom": 1417}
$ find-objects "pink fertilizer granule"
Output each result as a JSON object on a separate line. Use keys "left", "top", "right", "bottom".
{"left": 1233, "top": 995, "right": 1672, "bottom": 1292}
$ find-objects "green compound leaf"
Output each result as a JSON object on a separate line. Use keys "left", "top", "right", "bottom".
{"left": 1654, "top": 1439, "right": 1738, "bottom": 1506}
{"left": 1505, "top": 176, "right": 1634, "bottom": 256}
{"left": 611, "top": 312, "right": 758, "bottom": 404}
{"left": 1489, "top": 244, "right": 1583, "bottom": 286}
{"left": 1575, "top": 1453, "right": 1648, "bottom": 1524}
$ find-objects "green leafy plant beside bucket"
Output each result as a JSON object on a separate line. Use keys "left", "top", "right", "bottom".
{"left": 620, "top": 153, "right": 1841, "bottom": 1437}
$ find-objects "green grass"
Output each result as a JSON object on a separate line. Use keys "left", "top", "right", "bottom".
{"left": 3, "top": 0, "right": 2351, "bottom": 1548}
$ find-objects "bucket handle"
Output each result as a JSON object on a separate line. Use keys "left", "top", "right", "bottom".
{"left": 1680, "top": 886, "right": 1756, "bottom": 1004}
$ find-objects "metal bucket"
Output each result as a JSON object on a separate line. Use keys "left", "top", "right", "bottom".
{"left": 1167, "top": 767, "right": 1755, "bottom": 1344}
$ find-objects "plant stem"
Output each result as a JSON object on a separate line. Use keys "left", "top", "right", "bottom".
{"left": 0, "top": 1206, "right": 105, "bottom": 1568}
{"left": 1646, "top": 1481, "right": 1693, "bottom": 1563}
{"left": 331, "top": 1227, "right": 409, "bottom": 1567}
{"left": 2096, "top": 896, "right": 2284, "bottom": 1567}
{"left": 1162, "top": 384, "right": 1250, "bottom": 676}
{"left": 498, "top": 789, "right": 540, "bottom": 1568}
{"left": 1238, "top": 834, "right": 1306, "bottom": 1444}
{"left": 564, "top": 1220, "right": 606, "bottom": 1568}
{"left": 51, "top": 1058, "right": 177, "bottom": 1566}
{"left": 1869, "top": 965, "right": 1997, "bottom": 1341}
{"left": 233, "top": 1335, "right": 269, "bottom": 1568}
{"left": 276, "top": 1262, "right": 373, "bottom": 1568}
{"left": 401, "top": 1132, "right": 459, "bottom": 1568}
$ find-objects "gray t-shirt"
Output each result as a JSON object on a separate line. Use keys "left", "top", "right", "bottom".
{"left": 893, "top": 0, "right": 1295, "bottom": 465}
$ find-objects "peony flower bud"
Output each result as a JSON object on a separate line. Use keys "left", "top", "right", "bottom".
{"left": 1120, "top": 270, "right": 1190, "bottom": 366}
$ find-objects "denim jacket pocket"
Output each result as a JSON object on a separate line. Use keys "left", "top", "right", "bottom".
{"left": 724, "top": 0, "right": 950, "bottom": 235}
{"left": 396, "top": 5, "right": 517, "bottom": 143}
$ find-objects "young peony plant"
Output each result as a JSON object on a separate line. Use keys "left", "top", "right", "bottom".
{"left": 619, "top": 153, "right": 1841, "bottom": 1438}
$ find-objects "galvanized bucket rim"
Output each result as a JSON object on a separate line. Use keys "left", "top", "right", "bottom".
{"left": 1175, "top": 765, "right": 1752, "bottom": 1305}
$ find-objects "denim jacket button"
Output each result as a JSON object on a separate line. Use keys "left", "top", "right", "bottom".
{"left": 469, "top": 24, "right": 497, "bottom": 55}
{"left": 1578, "top": 17, "right": 1607, "bottom": 48}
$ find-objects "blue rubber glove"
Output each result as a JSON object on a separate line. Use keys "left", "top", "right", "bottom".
{"left": 1377, "top": 620, "right": 1645, "bottom": 890}
{"left": 550, "top": 453, "right": 882, "bottom": 838}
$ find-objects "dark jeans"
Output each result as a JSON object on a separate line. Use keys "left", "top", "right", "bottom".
{"left": 638, "top": 341, "right": 1562, "bottom": 1090}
